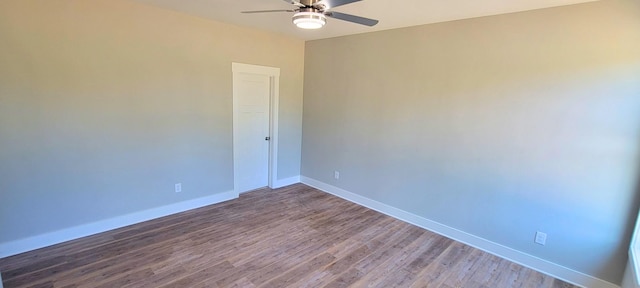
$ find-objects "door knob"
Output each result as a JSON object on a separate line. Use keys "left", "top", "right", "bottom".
{"left": 265, "top": 137, "right": 270, "bottom": 141}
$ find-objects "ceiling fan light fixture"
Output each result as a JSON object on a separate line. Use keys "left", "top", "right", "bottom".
{"left": 292, "top": 11, "right": 326, "bottom": 29}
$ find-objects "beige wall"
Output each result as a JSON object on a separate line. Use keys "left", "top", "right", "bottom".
{"left": 302, "top": 0, "right": 640, "bottom": 284}
{"left": 0, "top": 0, "right": 304, "bottom": 243}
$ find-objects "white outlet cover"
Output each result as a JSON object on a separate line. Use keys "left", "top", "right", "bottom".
{"left": 175, "top": 183, "right": 182, "bottom": 193}
{"left": 535, "top": 231, "right": 547, "bottom": 245}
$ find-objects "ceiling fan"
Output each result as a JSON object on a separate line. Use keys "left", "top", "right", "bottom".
{"left": 242, "top": 0, "right": 378, "bottom": 29}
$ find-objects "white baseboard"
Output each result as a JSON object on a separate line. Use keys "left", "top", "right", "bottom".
{"left": 0, "top": 190, "right": 238, "bottom": 259}
{"left": 272, "top": 175, "right": 300, "bottom": 189}
{"left": 300, "top": 176, "right": 619, "bottom": 288}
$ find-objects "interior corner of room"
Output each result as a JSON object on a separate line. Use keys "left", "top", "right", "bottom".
{"left": 1, "top": 0, "right": 639, "bottom": 287}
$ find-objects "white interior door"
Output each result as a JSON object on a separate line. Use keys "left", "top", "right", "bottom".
{"left": 235, "top": 73, "right": 270, "bottom": 193}
{"left": 233, "top": 62, "right": 280, "bottom": 194}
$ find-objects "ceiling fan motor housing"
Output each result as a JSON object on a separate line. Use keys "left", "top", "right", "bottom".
{"left": 292, "top": 7, "right": 327, "bottom": 29}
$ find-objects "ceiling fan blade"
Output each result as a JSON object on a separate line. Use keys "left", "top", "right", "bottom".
{"left": 282, "top": 0, "right": 305, "bottom": 7}
{"left": 241, "top": 9, "right": 295, "bottom": 14}
{"left": 325, "top": 11, "right": 378, "bottom": 26}
{"left": 316, "top": 0, "right": 362, "bottom": 9}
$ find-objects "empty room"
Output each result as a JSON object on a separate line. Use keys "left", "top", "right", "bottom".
{"left": 1, "top": 0, "right": 639, "bottom": 287}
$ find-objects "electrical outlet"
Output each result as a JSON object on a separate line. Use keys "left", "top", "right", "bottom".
{"left": 175, "top": 183, "right": 182, "bottom": 193}
{"left": 334, "top": 171, "right": 340, "bottom": 180}
{"left": 535, "top": 231, "right": 547, "bottom": 245}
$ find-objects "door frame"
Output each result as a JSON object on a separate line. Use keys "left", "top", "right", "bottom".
{"left": 232, "top": 62, "right": 280, "bottom": 194}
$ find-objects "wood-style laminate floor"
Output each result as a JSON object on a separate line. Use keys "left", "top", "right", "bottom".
{"left": 0, "top": 184, "right": 578, "bottom": 288}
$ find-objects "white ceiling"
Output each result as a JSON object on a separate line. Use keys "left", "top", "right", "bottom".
{"left": 133, "top": 0, "right": 598, "bottom": 41}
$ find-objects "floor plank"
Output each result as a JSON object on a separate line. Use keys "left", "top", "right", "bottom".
{"left": 0, "top": 184, "right": 578, "bottom": 288}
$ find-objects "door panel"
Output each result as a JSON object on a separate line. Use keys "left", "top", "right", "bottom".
{"left": 234, "top": 73, "right": 270, "bottom": 193}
